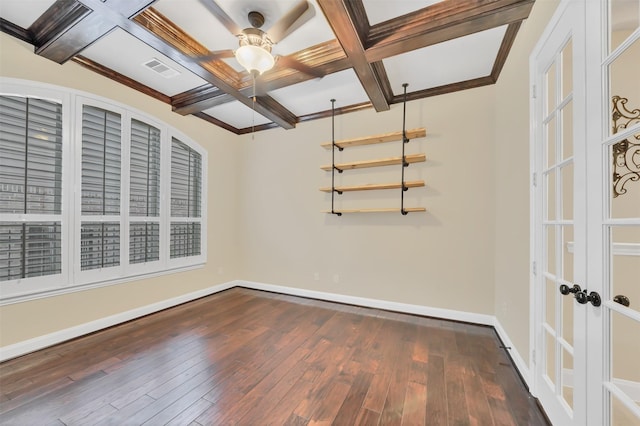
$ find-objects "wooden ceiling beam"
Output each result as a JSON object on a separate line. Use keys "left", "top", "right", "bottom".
{"left": 29, "top": 0, "right": 155, "bottom": 64}
{"left": 75, "top": 0, "right": 296, "bottom": 130}
{"left": 364, "top": 0, "right": 534, "bottom": 63}
{"left": 317, "top": 0, "right": 389, "bottom": 112}
{"left": 0, "top": 17, "right": 32, "bottom": 44}
{"left": 490, "top": 21, "right": 522, "bottom": 81}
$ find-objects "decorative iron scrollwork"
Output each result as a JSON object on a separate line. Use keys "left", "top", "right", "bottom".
{"left": 612, "top": 96, "right": 640, "bottom": 198}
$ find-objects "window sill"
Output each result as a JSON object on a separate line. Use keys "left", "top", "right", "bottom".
{"left": 0, "top": 262, "right": 205, "bottom": 306}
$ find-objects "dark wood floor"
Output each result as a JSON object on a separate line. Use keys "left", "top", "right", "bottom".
{"left": 0, "top": 287, "right": 549, "bottom": 425}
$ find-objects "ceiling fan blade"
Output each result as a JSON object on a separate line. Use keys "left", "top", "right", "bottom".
{"left": 188, "top": 49, "right": 235, "bottom": 62}
{"left": 267, "top": 0, "right": 315, "bottom": 44}
{"left": 198, "top": 0, "right": 243, "bottom": 35}
{"left": 197, "top": 49, "right": 235, "bottom": 61}
{"left": 277, "top": 55, "right": 323, "bottom": 79}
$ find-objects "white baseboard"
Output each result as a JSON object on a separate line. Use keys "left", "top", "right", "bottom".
{"left": 238, "top": 280, "right": 495, "bottom": 326}
{"left": 0, "top": 280, "right": 239, "bottom": 362}
{"left": 494, "top": 317, "right": 532, "bottom": 390}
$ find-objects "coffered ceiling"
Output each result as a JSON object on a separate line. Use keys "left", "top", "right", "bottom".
{"left": 0, "top": 0, "right": 535, "bottom": 134}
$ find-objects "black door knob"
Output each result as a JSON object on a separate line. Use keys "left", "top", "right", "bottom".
{"left": 613, "top": 295, "right": 630, "bottom": 307}
{"left": 560, "top": 284, "right": 581, "bottom": 295}
{"left": 575, "top": 290, "right": 601, "bottom": 307}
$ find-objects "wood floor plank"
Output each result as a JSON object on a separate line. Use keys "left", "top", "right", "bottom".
{"left": 236, "top": 357, "right": 311, "bottom": 424}
{"left": 463, "top": 366, "right": 495, "bottom": 426}
{"left": 0, "top": 288, "right": 549, "bottom": 426}
{"left": 402, "top": 381, "right": 427, "bottom": 425}
{"left": 380, "top": 339, "right": 414, "bottom": 425}
{"left": 259, "top": 375, "right": 317, "bottom": 425}
{"left": 355, "top": 407, "right": 382, "bottom": 425}
{"left": 445, "top": 354, "right": 471, "bottom": 426}
{"left": 307, "top": 380, "right": 352, "bottom": 425}
{"left": 164, "top": 397, "right": 213, "bottom": 426}
{"left": 425, "top": 354, "right": 448, "bottom": 425}
{"left": 332, "top": 370, "right": 374, "bottom": 425}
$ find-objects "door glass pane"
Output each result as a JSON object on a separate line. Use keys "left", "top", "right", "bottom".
{"left": 561, "top": 39, "right": 573, "bottom": 100}
{"left": 546, "top": 62, "right": 557, "bottom": 116}
{"left": 547, "top": 171, "right": 557, "bottom": 220}
{"left": 562, "top": 225, "right": 574, "bottom": 284}
{"left": 546, "top": 278, "right": 556, "bottom": 326}
{"left": 610, "top": 140, "right": 640, "bottom": 217}
{"left": 610, "top": 310, "right": 640, "bottom": 413}
{"left": 609, "top": 36, "right": 639, "bottom": 139}
{"left": 561, "top": 163, "right": 574, "bottom": 220}
{"left": 608, "top": 227, "right": 640, "bottom": 424}
{"left": 562, "top": 286, "right": 574, "bottom": 347}
{"left": 546, "top": 330, "right": 557, "bottom": 386}
{"left": 610, "top": 0, "right": 640, "bottom": 52}
{"left": 561, "top": 227, "right": 574, "bottom": 349}
{"left": 546, "top": 225, "right": 557, "bottom": 276}
{"left": 611, "top": 393, "right": 640, "bottom": 426}
{"left": 562, "top": 347, "right": 574, "bottom": 410}
{"left": 562, "top": 101, "right": 574, "bottom": 160}
{"left": 547, "top": 117, "right": 557, "bottom": 167}
{"left": 610, "top": 227, "right": 640, "bottom": 316}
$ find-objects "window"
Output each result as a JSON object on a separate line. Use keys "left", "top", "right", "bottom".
{"left": 0, "top": 95, "right": 63, "bottom": 281}
{"left": 170, "top": 138, "right": 202, "bottom": 259}
{"left": 0, "top": 80, "right": 206, "bottom": 302}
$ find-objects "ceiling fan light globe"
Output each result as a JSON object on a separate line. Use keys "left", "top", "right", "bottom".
{"left": 235, "top": 45, "right": 275, "bottom": 75}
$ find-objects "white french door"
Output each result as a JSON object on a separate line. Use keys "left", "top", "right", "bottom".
{"left": 533, "top": 1, "right": 640, "bottom": 425}
{"left": 588, "top": 0, "right": 640, "bottom": 424}
{"left": 532, "top": 2, "right": 587, "bottom": 424}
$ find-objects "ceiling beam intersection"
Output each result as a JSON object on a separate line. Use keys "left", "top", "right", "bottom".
{"left": 317, "top": 0, "right": 389, "bottom": 112}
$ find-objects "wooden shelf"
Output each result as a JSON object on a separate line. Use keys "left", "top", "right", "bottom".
{"left": 322, "top": 207, "right": 426, "bottom": 214}
{"left": 320, "top": 153, "right": 426, "bottom": 171}
{"left": 319, "top": 180, "right": 424, "bottom": 193}
{"left": 320, "top": 128, "right": 426, "bottom": 149}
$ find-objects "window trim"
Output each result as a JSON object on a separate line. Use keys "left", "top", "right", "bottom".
{"left": 0, "top": 78, "right": 207, "bottom": 305}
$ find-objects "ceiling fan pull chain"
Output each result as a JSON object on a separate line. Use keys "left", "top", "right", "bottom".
{"left": 251, "top": 72, "right": 256, "bottom": 139}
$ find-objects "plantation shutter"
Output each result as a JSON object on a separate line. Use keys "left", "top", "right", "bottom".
{"left": 80, "top": 105, "right": 121, "bottom": 270}
{"left": 170, "top": 138, "right": 202, "bottom": 258}
{"left": 129, "top": 119, "right": 161, "bottom": 264}
{"left": 0, "top": 96, "right": 63, "bottom": 281}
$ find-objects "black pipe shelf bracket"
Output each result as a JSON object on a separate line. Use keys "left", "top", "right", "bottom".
{"left": 330, "top": 99, "right": 342, "bottom": 216}
{"left": 401, "top": 83, "right": 409, "bottom": 215}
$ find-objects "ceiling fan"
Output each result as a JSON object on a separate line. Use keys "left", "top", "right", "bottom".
{"left": 197, "top": 0, "right": 323, "bottom": 80}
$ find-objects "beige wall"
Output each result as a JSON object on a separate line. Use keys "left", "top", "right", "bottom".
{"left": 237, "top": 86, "right": 497, "bottom": 315}
{"left": 0, "top": 34, "right": 242, "bottom": 346}
{"left": 493, "top": 0, "right": 560, "bottom": 364}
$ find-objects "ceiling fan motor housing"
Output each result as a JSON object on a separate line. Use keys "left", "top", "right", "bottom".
{"left": 238, "top": 27, "right": 273, "bottom": 52}
{"left": 247, "top": 11, "right": 265, "bottom": 29}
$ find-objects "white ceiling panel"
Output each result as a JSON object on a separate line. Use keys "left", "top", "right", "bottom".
{"left": 383, "top": 25, "right": 508, "bottom": 93}
{"left": 202, "top": 100, "right": 273, "bottom": 129}
{"left": 81, "top": 28, "right": 208, "bottom": 96}
{"left": 154, "top": 0, "right": 334, "bottom": 57}
{"left": 362, "top": 0, "right": 444, "bottom": 25}
{"left": 0, "top": 0, "right": 56, "bottom": 29}
{"left": 269, "top": 69, "right": 368, "bottom": 116}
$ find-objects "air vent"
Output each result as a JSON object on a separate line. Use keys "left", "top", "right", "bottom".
{"left": 142, "top": 58, "right": 180, "bottom": 78}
